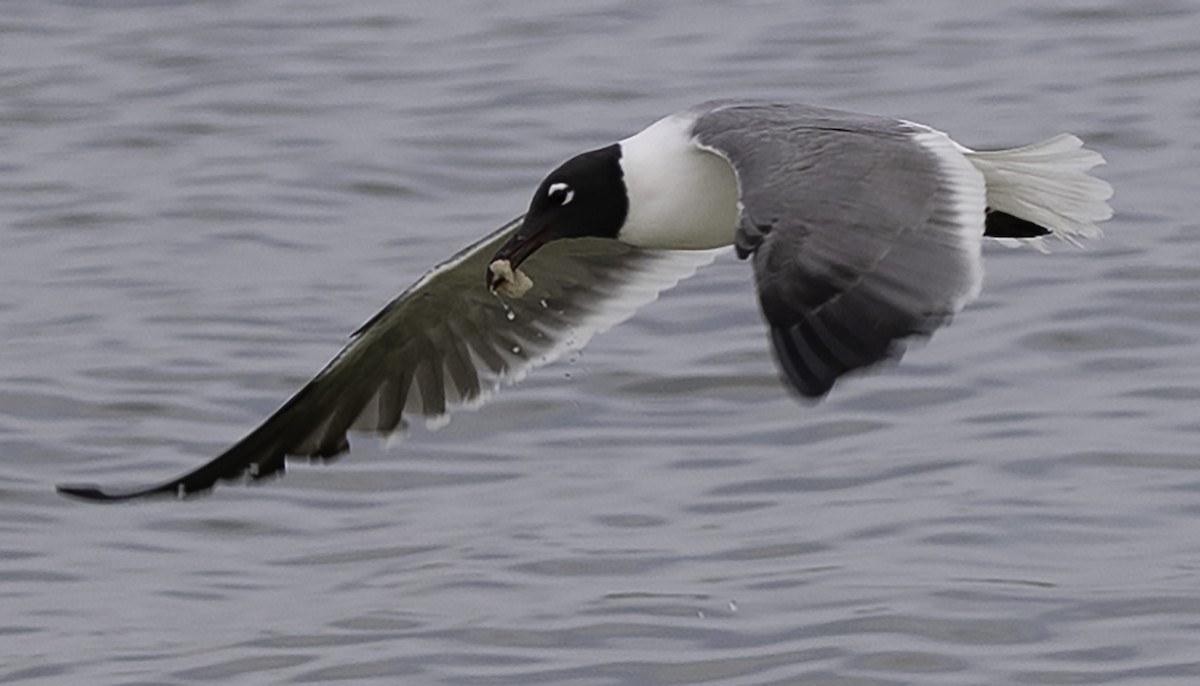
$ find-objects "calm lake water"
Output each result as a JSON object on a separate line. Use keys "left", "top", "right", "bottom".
{"left": 3, "top": 1, "right": 1200, "bottom": 684}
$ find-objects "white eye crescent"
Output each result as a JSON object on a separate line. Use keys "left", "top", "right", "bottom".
{"left": 547, "top": 182, "right": 574, "bottom": 205}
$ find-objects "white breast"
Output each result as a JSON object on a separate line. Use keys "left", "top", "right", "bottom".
{"left": 616, "top": 114, "right": 741, "bottom": 250}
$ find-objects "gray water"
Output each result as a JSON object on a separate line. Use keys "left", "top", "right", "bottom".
{"left": 3, "top": 1, "right": 1199, "bottom": 684}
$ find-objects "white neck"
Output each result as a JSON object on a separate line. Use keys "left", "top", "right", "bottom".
{"left": 616, "top": 114, "right": 741, "bottom": 250}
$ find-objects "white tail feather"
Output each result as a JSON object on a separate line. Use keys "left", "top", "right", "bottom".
{"left": 965, "top": 134, "right": 1113, "bottom": 245}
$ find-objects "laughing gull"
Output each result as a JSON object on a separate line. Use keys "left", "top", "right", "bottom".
{"left": 57, "top": 100, "right": 1112, "bottom": 501}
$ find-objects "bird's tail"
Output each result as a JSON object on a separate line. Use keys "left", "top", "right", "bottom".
{"left": 965, "top": 134, "right": 1113, "bottom": 246}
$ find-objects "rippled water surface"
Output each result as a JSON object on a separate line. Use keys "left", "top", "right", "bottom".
{"left": 4, "top": 1, "right": 1200, "bottom": 684}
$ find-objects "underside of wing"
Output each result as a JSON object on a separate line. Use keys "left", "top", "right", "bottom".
{"left": 57, "top": 217, "right": 722, "bottom": 501}
{"left": 691, "top": 102, "right": 987, "bottom": 397}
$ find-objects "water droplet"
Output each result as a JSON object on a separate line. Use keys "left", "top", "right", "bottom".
{"left": 511, "top": 346, "right": 521, "bottom": 354}
{"left": 539, "top": 299, "right": 548, "bottom": 308}
{"left": 728, "top": 600, "right": 738, "bottom": 613}
{"left": 506, "top": 310, "right": 515, "bottom": 321}
{"left": 697, "top": 610, "right": 706, "bottom": 619}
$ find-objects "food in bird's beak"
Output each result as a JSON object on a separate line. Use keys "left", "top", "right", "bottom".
{"left": 489, "top": 259, "right": 533, "bottom": 298}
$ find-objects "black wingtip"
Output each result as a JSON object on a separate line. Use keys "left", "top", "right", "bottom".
{"left": 56, "top": 481, "right": 185, "bottom": 503}
{"left": 56, "top": 483, "right": 128, "bottom": 502}
{"left": 767, "top": 306, "right": 915, "bottom": 401}
{"left": 985, "top": 209, "right": 1051, "bottom": 239}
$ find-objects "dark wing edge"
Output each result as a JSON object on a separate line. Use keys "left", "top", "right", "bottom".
{"left": 692, "top": 106, "right": 987, "bottom": 398}
{"left": 55, "top": 219, "right": 523, "bottom": 502}
{"left": 57, "top": 217, "right": 724, "bottom": 502}
{"left": 56, "top": 371, "right": 360, "bottom": 501}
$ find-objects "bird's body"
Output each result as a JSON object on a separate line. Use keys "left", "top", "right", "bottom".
{"left": 617, "top": 112, "right": 741, "bottom": 250}
{"left": 58, "top": 100, "right": 1113, "bottom": 502}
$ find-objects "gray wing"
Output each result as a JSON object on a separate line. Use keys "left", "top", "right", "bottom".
{"left": 691, "top": 102, "right": 987, "bottom": 397}
{"left": 58, "top": 216, "right": 722, "bottom": 501}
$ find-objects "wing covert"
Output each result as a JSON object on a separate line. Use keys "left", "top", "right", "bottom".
{"left": 691, "top": 102, "right": 987, "bottom": 397}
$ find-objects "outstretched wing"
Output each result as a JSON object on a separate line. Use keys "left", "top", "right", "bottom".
{"left": 58, "top": 216, "right": 723, "bottom": 501}
{"left": 691, "top": 102, "right": 987, "bottom": 397}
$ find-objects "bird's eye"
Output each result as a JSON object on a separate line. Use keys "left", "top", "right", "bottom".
{"left": 547, "top": 182, "right": 574, "bottom": 206}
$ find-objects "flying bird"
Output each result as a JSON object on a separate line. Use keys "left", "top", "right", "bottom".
{"left": 57, "top": 100, "right": 1113, "bottom": 501}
